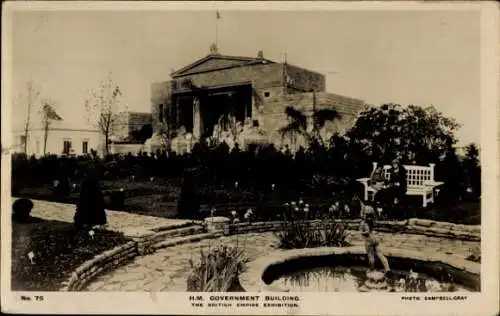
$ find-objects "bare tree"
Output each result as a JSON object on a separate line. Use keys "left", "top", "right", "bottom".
{"left": 21, "top": 81, "right": 41, "bottom": 154}
{"left": 84, "top": 74, "right": 123, "bottom": 156}
{"left": 39, "top": 98, "right": 61, "bottom": 155}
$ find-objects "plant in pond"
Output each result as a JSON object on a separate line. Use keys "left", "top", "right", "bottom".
{"left": 277, "top": 267, "right": 466, "bottom": 292}
{"left": 275, "top": 200, "right": 351, "bottom": 249}
{"left": 391, "top": 271, "right": 460, "bottom": 292}
{"left": 186, "top": 245, "right": 249, "bottom": 292}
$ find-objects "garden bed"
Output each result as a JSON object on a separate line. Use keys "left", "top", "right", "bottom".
{"left": 11, "top": 217, "right": 130, "bottom": 291}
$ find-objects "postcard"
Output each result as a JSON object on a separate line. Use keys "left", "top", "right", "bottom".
{"left": 1, "top": 1, "right": 499, "bottom": 315}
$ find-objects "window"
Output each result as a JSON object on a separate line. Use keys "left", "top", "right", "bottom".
{"left": 63, "top": 140, "right": 72, "bottom": 155}
{"left": 82, "top": 141, "right": 89, "bottom": 154}
{"left": 158, "top": 104, "right": 164, "bottom": 122}
{"left": 264, "top": 92, "right": 270, "bottom": 98}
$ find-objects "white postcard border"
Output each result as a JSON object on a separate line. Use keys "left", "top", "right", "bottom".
{"left": 1, "top": 2, "right": 499, "bottom": 315}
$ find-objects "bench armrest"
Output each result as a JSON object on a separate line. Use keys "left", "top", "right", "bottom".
{"left": 357, "top": 177, "right": 370, "bottom": 184}
{"left": 423, "top": 181, "right": 444, "bottom": 187}
{"left": 357, "top": 177, "right": 373, "bottom": 191}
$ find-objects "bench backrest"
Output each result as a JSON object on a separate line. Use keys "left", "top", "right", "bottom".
{"left": 377, "top": 163, "right": 436, "bottom": 187}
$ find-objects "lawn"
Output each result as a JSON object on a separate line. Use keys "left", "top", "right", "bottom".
{"left": 11, "top": 217, "right": 130, "bottom": 291}
{"left": 14, "top": 178, "right": 481, "bottom": 225}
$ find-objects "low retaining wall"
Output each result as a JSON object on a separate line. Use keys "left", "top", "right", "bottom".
{"left": 61, "top": 240, "right": 138, "bottom": 291}
{"left": 221, "top": 218, "right": 480, "bottom": 241}
{"left": 70, "top": 218, "right": 479, "bottom": 291}
{"left": 62, "top": 228, "right": 165, "bottom": 291}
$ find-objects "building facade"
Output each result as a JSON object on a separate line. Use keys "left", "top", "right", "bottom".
{"left": 12, "top": 126, "right": 103, "bottom": 157}
{"left": 150, "top": 50, "right": 366, "bottom": 151}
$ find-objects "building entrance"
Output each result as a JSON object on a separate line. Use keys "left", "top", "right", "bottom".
{"left": 173, "top": 83, "right": 252, "bottom": 139}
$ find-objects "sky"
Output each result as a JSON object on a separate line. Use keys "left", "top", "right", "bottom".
{"left": 10, "top": 9, "right": 480, "bottom": 146}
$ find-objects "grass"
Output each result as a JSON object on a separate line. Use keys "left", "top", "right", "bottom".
{"left": 14, "top": 178, "right": 481, "bottom": 225}
{"left": 384, "top": 194, "right": 481, "bottom": 225}
{"left": 11, "top": 217, "right": 130, "bottom": 291}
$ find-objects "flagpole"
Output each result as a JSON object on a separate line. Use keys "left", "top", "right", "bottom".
{"left": 282, "top": 53, "right": 288, "bottom": 95}
{"left": 215, "top": 11, "right": 220, "bottom": 51}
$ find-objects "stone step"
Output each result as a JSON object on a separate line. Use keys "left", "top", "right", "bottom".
{"left": 154, "top": 232, "right": 220, "bottom": 250}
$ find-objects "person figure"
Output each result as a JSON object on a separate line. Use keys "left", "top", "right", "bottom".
{"left": 387, "top": 158, "right": 407, "bottom": 206}
{"left": 74, "top": 167, "right": 107, "bottom": 230}
{"left": 369, "top": 164, "right": 387, "bottom": 217}
{"left": 360, "top": 205, "right": 390, "bottom": 275}
{"left": 369, "top": 164, "right": 386, "bottom": 192}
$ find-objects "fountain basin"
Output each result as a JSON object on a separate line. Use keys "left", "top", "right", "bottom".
{"left": 239, "top": 246, "right": 480, "bottom": 292}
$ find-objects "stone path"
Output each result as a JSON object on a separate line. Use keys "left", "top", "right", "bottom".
{"left": 18, "top": 198, "right": 191, "bottom": 232}
{"left": 85, "top": 231, "right": 479, "bottom": 292}
{"left": 86, "top": 233, "right": 278, "bottom": 292}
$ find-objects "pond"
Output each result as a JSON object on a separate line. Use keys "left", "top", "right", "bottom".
{"left": 258, "top": 250, "right": 480, "bottom": 293}
{"left": 270, "top": 266, "right": 471, "bottom": 292}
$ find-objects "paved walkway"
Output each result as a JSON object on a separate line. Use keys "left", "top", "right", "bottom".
{"left": 85, "top": 231, "right": 479, "bottom": 292}
{"left": 16, "top": 198, "right": 191, "bottom": 232}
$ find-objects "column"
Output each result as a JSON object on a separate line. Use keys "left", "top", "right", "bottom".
{"left": 306, "top": 113, "right": 314, "bottom": 133}
{"left": 193, "top": 96, "right": 201, "bottom": 139}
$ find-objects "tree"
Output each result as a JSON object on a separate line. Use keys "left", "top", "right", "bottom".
{"left": 84, "top": 74, "right": 123, "bottom": 156}
{"left": 347, "top": 103, "right": 461, "bottom": 164}
{"left": 39, "top": 98, "right": 62, "bottom": 155}
{"left": 130, "top": 124, "right": 153, "bottom": 143}
{"left": 279, "top": 105, "right": 342, "bottom": 148}
{"left": 21, "top": 81, "right": 41, "bottom": 154}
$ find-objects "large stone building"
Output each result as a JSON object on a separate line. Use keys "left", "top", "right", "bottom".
{"left": 150, "top": 49, "right": 366, "bottom": 152}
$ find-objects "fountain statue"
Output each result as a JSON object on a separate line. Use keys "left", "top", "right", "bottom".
{"left": 359, "top": 205, "right": 392, "bottom": 292}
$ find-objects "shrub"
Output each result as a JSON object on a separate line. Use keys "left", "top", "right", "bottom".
{"left": 52, "top": 177, "right": 71, "bottom": 200}
{"left": 275, "top": 200, "right": 351, "bottom": 249}
{"left": 108, "top": 189, "right": 125, "bottom": 207}
{"left": 187, "top": 245, "right": 248, "bottom": 292}
{"left": 12, "top": 198, "right": 34, "bottom": 223}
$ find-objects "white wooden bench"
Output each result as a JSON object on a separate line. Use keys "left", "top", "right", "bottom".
{"left": 357, "top": 162, "right": 444, "bottom": 207}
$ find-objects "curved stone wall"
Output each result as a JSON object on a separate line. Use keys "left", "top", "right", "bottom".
{"left": 239, "top": 246, "right": 481, "bottom": 292}
{"left": 62, "top": 240, "right": 138, "bottom": 291}
{"left": 224, "top": 218, "right": 480, "bottom": 241}
{"left": 71, "top": 218, "right": 480, "bottom": 291}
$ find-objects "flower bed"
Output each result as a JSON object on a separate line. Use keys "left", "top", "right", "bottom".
{"left": 11, "top": 218, "right": 130, "bottom": 291}
{"left": 63, "top": 240, "right": 138, "bottom": 291}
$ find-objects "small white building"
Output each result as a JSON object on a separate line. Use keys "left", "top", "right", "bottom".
{"left": 12, "top": 128, "right": 103, "bottom": 157}
{"left": 11, "top": 107, "right": 104, "bottom": 157}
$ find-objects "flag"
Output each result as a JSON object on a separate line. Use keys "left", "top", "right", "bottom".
{"left": 216, "top": 11, "right": 221, "bottom": 19}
